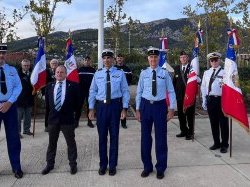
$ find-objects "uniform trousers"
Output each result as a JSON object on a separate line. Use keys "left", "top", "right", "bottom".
{"left": 17, "top": 107, "right": 32, "bottom": 133}
{"left": 75, "top": 93, "right": 91, "bottom": 123}
{"left": 140, "top": 98, "right": 168, "bottom": 173}
{"left": 0, "top": 103, "right": 21, "bottom": 171}
{"left": 96, "top": 98, "right": 122, "bottom": 169}
{"left": 207, "top": 96, "right": 229, "bottom": 147}
{"left": 177, "top": 99, "right": 195, "bottom": 135}
{"left": 46, "top": 124, "right": 77, "bottom": 167}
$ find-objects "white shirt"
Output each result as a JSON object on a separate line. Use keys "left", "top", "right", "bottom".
{"left": 201, "top": 66, "right": 224, "bottom": 100}
{"left": 53, "top": 79, "right": 66, "bottom": 107}
{"left": 181, "top": 64, "right": 188, "bottom": 72}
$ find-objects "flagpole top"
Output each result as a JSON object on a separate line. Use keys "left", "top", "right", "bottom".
{"left": 229, "top": 17, "right": 233, "bottom": 28}
{"left": 68, "top": 29, "right": 72, "bottom": 38}
{"left": 198, "top": 20, "right": 201, "bottom": 29}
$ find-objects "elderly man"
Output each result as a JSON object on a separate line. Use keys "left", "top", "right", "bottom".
{"left": 136, "top": 47, "right": 176, "bottom": 179}
{"left": 17, "top": 59, "right": 34, "bottom": 137}
{"left": 201, "top": 52, "right": 229, "bottom": 153}
{"left": 0, "top": 44, "right": 23, "bottom": 178}
{"left": 88, "top": 49, "right": 130, "bottom": 176}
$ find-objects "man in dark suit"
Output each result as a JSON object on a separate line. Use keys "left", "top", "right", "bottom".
{"left": 173, "top": 51, "right": 195, "bottom": 140}
{"left": 41, "top": 65, "right": 80, "bottom": 175}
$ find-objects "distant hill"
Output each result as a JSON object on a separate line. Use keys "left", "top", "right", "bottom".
{"left": 7, "top": 17, "right": 196, "bottom": 60}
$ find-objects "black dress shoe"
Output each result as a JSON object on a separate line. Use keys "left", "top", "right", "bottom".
{"left": 14, "top": 170, "right": 23, "bottom": 179}
{"left": 220, "top": 147, "right": 228, "bottom": 153}
{"left": 176, "top": 132, "right": 186, "bottom": 138}
{"left": 185, "top": 134, "right": 193, "bottom": 140}
{"left": 23, "top": 131, "right": 34, "bottom": 136}
{"left": 109, "top": 168, "right": 116, "bottom": 176}
{"left": 156, "top": 172, "right": 164, "bottom": 179}
{"left": 121, "top": 123, "right": 127, "bottom": 129}
{"left": 87, "top": 121, "right": 95, "bottom": 128}
{"left": 209, "top": 144, "right": 221, "bottom": 150}
{"left": 70, "top": 166, "right": 77, "bottom": 175}
{"left": 41, "top": 166, "right": 54, "bottom": 175}
{"left": 141, "top": 170, "right": 152, "bottom": 178}
{"left": 98, "top": 168, "right": 107, "bottom": 175}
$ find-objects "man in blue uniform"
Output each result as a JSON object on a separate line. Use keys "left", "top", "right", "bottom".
{"left": 0, "top": 44, "right": 23, "bottom": 178}
{"left": 136, "top": 47, "right": 176, "bottom": 179}
{"left": 88, "top": 49, "right": 130, "bottom": 176}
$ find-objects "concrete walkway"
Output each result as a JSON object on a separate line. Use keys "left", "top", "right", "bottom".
{"left": 0, "top": 117, "right": 250, "bottom": 187}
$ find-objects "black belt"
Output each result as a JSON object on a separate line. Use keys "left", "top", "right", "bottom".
{"left": 96, "top": 97, "right": 122, "bottom": 104}
{"left": 142, "top": 98, "right": 165, "bottom": 104}
{"left": 208, "top": 95, "right": 221, "bottom": 98}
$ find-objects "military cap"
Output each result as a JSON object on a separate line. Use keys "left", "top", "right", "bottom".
{"left": 85, "top": 55, "right": 91, "bottom": 60}
{"left": 207, "top": 52, "right": 222, "bottom": 60}
{"left": 0, "top": 44, "right": 7, "bottom": 52}
{"left": 102, "top": 49, "right": 114, "bottom": 58}
{"left": 147, "top": 47, "right": 159, "bottom": 56}
{"left": 117, "top": 53, "right": 124, "bottom": 57}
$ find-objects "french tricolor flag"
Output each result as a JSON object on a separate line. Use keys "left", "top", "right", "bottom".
{"left": 64, "top": 38, "right": 79, "bottom": 83}
{"left": 30, "top": 37, "right": 47, "bottom": 93}
{"left": 183, "top": 29, "right": 203, "bottom": 110}
{"left": 221, "top": 28, "right": 249, "bottom": 132}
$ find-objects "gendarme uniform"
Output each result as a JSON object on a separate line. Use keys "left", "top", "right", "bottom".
{"left": 88, "top": 49, "right": 130, "bottom": 172}
{"left": 201, "top": 52, "right": 229, "bottom": 152}
{"left": 136, "top": 47, "right": 176, "bottom": 176}
{"left": 0, "top": 44, "right": 23, "bottom": 175}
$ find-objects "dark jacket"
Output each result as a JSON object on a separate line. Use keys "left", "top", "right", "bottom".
{"left": 45, "top": 80, "right": 80, "bottom": 126}
{"left": 16, "top": 69, "right": 34, "bottom": 107}
{"left": 173, "top": 63, "right": 190, "bottom": 101}
{"left": 78, "top": 66, "right": 96, "bottom": 94}
{"left": 114, "top": 65, "right": 132, "bottom": 85}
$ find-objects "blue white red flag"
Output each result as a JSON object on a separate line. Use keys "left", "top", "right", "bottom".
{"left": 64, "top": 38, "right": 79, "bottom": 83}
{"left": 183, "top": 28, "right": 203, "bottom": 110}
{"left": 30, "top": 37, "right": 47, "bottom": 93}
{"left": 221, "top": 29, "right": 249, "bottom": 132}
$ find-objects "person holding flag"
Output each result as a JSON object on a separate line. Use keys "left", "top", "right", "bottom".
{"left": 221, "top": 28, "right": 249, "bottom": 132}
{"left": 201, "top": 52, "right": 229, "bottom": 153}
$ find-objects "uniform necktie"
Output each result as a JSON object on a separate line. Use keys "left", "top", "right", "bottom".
{"left": 55, "top": 82, "right": 62, "bottom": 111}
{"left": 152, "top": 70, "right": 157, "bottom": 96}
{"left": 0, "top": 67, "right": 7, "bottom": 94}
{"left": 208, "top": 69, "right": 216, "bottom": 94}
{"left": 106, "top": 70, "right": 111, "bottom": 102}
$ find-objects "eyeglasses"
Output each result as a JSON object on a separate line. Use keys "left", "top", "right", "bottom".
{"left": 210, "top": 58, "right": 219, "bottom": 62}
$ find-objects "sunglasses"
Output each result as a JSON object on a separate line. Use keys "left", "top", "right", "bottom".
{"left": 210, "top": 58, "right": 219, "bottom": 62}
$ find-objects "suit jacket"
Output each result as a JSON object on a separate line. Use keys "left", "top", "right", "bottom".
{"left": 173, "top": 63, "right": 191, "bottom": 101}
{"left": 45, "top": 80, "right": 80, "bottom": 126}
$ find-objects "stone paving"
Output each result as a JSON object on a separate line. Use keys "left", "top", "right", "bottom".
{"left": 0, "top": 116, "right": 250, "bottom": 187}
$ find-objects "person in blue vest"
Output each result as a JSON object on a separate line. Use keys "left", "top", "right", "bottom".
{"left": 136, "top": 47, "right": 176, "bottom": 179}
{"left": 0, "top": 44, "right": 23, "bottom": 179}
{"left": 88, "top": 49, "right": 130, "bottom": 176}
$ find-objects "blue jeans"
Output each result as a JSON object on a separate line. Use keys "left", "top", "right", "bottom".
{"left": 17, "top": 107, "right": 32, "bottom": 133}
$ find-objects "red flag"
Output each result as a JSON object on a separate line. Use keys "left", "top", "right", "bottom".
{"left": 64, "top": 38, "right": 79, "bottom": 83}
{"left": 30, "top": 37, "right": 47, "bottom": 93}
{"left": 222, "top": 29, "right": 249, "bottom": 132}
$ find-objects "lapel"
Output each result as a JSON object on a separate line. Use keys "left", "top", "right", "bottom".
{"left": 51, "top": 83, "right": 56, "bottom": 107}
{"left": 61, "top": 81, "right": 71, "bottom": 108}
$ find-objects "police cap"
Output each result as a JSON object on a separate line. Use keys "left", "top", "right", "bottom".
{"left": 207, "top": 52, "right": 222, "bottom": 60}
{"left": 147, "top": 47, "right": 159, "bottom": 56}
{"left": 0, "top": 44, "right": 7, "bottom": 52}
{"left": 102, "top": 49, "right": 114, "bottom": 58}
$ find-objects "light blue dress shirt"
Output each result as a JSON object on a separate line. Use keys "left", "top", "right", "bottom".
{"left": 0, "top": 63, "right": 22, "bottom": 103}
{"left": 88, "top": 66, "right": 130, "bottom": 109}
{"left": 136, "top": 66, "right": 176, "bottom": 110}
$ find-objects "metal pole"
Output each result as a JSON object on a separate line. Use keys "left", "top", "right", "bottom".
{"left": 98, "top": 0, "right": 104, "bottom": 69}
{"left": 230, "top": 118, "right": 232, "bottom": 157}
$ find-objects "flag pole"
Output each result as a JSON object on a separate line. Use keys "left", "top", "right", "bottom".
{"left": 229, "top": 118, "right": 232, "bottom": 157}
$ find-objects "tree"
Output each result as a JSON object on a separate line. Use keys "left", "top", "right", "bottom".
{"left": 29, "top": 0, "right": 72, "bottom": 37}
{"left": 0, "top": 6, "right": 29, "bottom": 43}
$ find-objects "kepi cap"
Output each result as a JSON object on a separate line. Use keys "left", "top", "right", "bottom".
{"left": 102, "top": 49, "right": 114, "bottom": 58}
{"left": 0, "top": 44, "right": 7, "bottom": 52}
{"left": 207, "top": 52, "right": 222, "bottom": 60}
{"left": 180, "top": 50, "right": 188, "bottom": 56}
{"left": 147, "top": 46, "right": 159, "bottom": 56}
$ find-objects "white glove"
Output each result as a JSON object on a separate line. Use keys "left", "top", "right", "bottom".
{"left": 202, "top": 101, "right": 207, "bottom": 111}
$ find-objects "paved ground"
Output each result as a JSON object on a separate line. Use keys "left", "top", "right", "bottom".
{"left": 0, "top": 115, "right": 250, "bottom": 187}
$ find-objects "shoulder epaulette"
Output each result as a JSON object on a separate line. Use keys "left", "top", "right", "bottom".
{"left": 97, "top": 68, "right": 103, "bottom": 71}
{"left": 161, "top": 67, "right": 166, "bottom": 70}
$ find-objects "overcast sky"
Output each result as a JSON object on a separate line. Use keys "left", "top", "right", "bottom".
{"left": 0, "top": 0, "right": 244, "bottom": 39}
